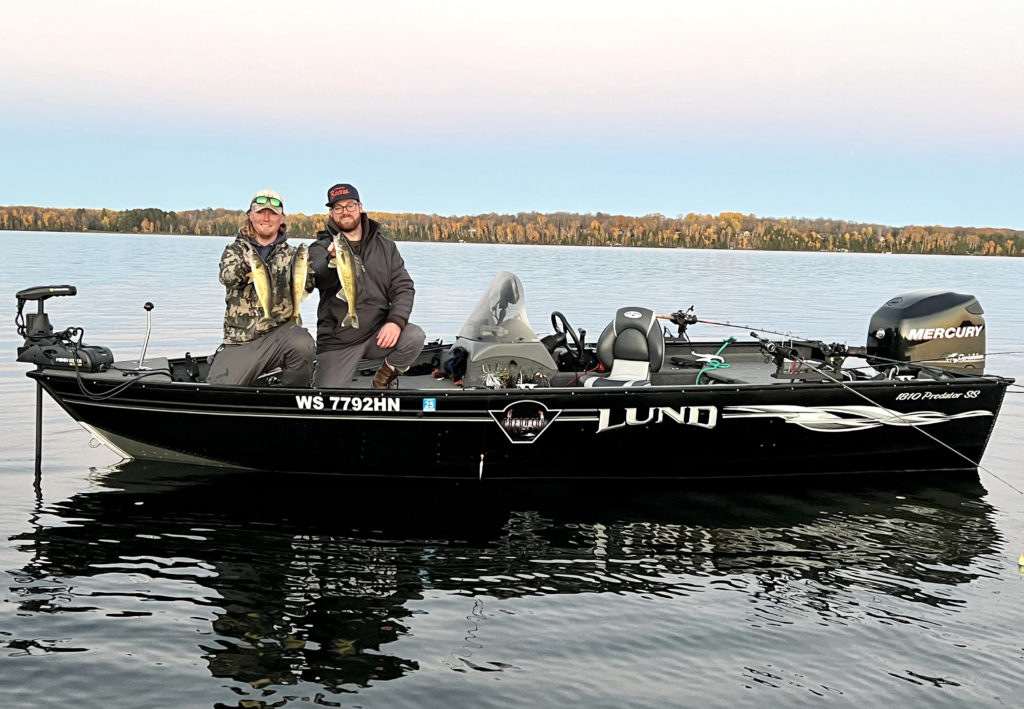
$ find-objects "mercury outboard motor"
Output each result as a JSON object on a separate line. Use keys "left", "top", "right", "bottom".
{"left": 866, "top": 290, "right": 985, "bottom": 374}
{"left": 15, "top": 285, "right": 114, "bottom": 372}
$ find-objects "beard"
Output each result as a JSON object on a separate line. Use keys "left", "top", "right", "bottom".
{"left": 332, "top": 214, "right": 361, "bottom": 235}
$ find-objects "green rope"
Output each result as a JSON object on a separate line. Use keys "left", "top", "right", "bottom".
{"left": 696, "top": 337, "right": 735, "bottom": 384}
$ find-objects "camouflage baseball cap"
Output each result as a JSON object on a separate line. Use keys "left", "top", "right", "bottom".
{"left": 249, "top": 189, "right": 284, "bottom": 214}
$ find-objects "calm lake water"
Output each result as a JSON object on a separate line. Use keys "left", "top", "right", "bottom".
{"left": 2, "top": 230, "right": 1023, "bottom": 708}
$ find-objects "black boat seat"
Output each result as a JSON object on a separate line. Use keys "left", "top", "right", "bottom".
{"left": 582, "top": 307, "right": 665, "bottom": 388}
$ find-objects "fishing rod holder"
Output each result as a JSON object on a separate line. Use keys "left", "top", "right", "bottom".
{"left": 753, "top": 332, "right": 845, "bottom": 382}
{"left": 664, "top": 308, "right": 698, "bottom": 337}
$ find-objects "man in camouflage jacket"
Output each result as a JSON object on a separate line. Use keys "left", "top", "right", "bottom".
{"left": 207, "top": 189, "right": 315, "bottom": 387}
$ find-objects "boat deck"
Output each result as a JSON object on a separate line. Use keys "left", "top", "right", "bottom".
{"left": 52, "top": 338, "right": 889, "bottom": 391}
{"left": 144, "top": 338, "right": 831, "bottom": 390}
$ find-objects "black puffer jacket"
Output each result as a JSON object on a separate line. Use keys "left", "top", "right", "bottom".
{"left": 309, "top": 214, "right": 416, "bottom": 352}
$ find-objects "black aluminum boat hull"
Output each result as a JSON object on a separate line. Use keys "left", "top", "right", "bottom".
{"left": 17, "top": 276, "right": 1014, "bottom": 480}
{"left": 31, "top": 367, "right": 1009, "bottom": 480}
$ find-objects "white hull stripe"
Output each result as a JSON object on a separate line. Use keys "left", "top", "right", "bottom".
{"left": 723, "top": 405, "right": 992, "bottom": 432}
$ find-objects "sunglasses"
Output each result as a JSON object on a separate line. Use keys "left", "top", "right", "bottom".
{"left": 252, "top": 195, "right": 283, "bottom": 209}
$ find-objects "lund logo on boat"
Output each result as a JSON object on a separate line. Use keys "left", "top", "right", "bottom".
{"left": 597, "top": 406, "right": 719, "bottom": 433}
{"left": 489, "top": 400, "right": 561, "bottom": 444}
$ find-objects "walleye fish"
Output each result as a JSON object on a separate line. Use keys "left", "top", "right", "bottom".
{"left": 330, "top": 234, "right": 361, "bottom": 329}
{"left": 248, "top": 246, "right": 273, "bottom": 324}
{"left": 290, "top": 245, "right": 310, "bottom": 325}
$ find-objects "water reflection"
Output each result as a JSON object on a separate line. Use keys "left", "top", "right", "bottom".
{"left": 8, "top": 461, "right": 1000, "bottom": 696}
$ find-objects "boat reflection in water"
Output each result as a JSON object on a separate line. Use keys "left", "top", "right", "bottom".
{"left": 9, "top": 462, "right": 1000, "bottom": 695}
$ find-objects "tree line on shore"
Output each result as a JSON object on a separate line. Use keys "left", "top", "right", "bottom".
{"left": 1, "top": 204, "right": 1021, "bottom": 256}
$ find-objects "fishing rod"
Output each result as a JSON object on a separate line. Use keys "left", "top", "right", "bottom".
{"left": 655, "top": 307, "right": 1021, "bottom": 490}
{"left": 757, "top": 339, "right": 1023, "bottom": 495}
{"left": 675, "top": 311, "right": 1024, "bottom": 388}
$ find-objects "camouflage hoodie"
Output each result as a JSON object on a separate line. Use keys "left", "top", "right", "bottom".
{"left": 218, "top": 227, "right": 313, "bottom": 343}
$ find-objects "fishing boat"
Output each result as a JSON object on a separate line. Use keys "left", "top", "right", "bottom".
{"left": 15, "top": 272, "right": 1014, "bottom": 480}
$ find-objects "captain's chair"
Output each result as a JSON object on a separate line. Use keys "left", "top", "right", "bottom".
{"left": 583, "top": 307, "right": 665, "bottom": 387}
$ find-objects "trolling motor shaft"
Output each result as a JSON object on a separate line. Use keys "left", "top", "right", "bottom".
{"left": 15, "top": 286, "right": 79, "bottom": 478}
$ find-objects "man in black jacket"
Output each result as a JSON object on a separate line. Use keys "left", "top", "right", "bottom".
{"left": 309, "top": 183, "right": 425, "bottom": 388}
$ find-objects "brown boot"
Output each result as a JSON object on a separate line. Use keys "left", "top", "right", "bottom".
{"left": 372, "top": 361, "right": 401, "bottom": 389}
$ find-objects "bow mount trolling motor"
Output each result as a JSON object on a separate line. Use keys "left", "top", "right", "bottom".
{"left": 15, "top": 285, "right": 114, "bottom": 372}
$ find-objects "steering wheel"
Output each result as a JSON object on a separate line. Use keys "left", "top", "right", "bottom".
{"left": 550, "top": 311, "right": 584, "bottom": 363}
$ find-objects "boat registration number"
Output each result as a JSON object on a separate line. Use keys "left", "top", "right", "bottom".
{"left": 294, "top": 395, "right": 400, "bottom": 412}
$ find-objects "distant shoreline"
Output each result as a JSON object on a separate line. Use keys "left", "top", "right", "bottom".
{"left": 2, "top": 205, "right": 1021, "bottom": 256}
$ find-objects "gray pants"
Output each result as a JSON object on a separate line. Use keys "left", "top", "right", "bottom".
{"left": 315, "top": 323, "right": 426, "bottom": 388}
{"left": 208, "top": 323, "right": 315, "bottom": 387}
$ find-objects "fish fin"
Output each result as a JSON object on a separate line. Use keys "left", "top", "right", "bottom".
{"left": 342, "top": 312, "right": 359, "bottom": 329}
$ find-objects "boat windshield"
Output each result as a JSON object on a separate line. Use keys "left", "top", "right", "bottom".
{"left": 457, "top": 271, "right": 540, "bottom": 343}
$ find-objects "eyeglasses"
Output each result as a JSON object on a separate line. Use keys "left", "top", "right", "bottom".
{"left": 331, "top": 202, "right": 360, "bottom": 213}
{"left": 252, "top": 195, "right": 283, "bottom": 208}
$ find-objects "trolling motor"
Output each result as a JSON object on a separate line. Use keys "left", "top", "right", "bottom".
{"left": 15, "top": 285, "right": 114, "bottom": 372}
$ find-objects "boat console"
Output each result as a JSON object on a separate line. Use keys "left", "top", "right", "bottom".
{"left": 444, "top": 271, "right": 560, "bottom": 387}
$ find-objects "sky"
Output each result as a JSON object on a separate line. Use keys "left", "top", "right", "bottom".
{"left": 2, "top": 0, "right": 1022, "bottom": 229}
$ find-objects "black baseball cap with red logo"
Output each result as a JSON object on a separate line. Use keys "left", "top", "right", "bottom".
{"left": 326, "top": 183, "right": 360, "bottom": 207}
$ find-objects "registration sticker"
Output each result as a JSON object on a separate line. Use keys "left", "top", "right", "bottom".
{"left": 422, "top": 398, "right": 437, "bottom": 412}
